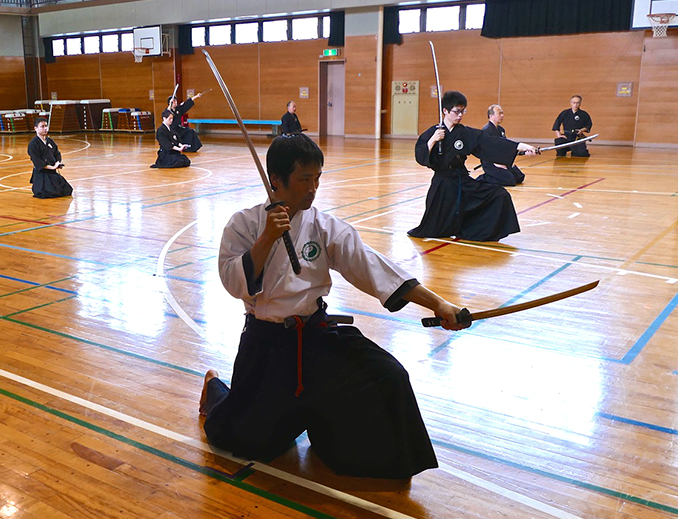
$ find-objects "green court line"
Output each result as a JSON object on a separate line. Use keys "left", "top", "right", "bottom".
{"left": 2, "top": 295, "right": 77, "bottom": 318}
{"left": 0, "top": 387, "right": 336, "bottom": 519}
{"left": 0, "top": 316, "right": 203, "bottom": 377}
{"left": 431, "top": 438, "right": 678, "bottom": 516}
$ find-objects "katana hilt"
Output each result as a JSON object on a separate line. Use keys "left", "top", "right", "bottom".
{"left": 421, "top": 308, "right": 472, "bottom": 327}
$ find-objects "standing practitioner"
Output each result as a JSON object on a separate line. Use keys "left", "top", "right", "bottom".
{"left": 167, "top": 93, "right": 203, "bottom": 152}
{"left": 552, "top": 95, "right": 592, "bottom": 157}
{"left": 27, "top": 117, "right": 73, "bottom": 199}
{"left": 280, "top": 101, "right": 303, "bottom": 134}
{"left": 151, "top": 110, "right": 191, "bottom": 169}
{"left": 200, "top": 133, "right": 471, "bottom": 479}
{"left": 476, "top": 104, "right": 525, "bottom": 186}
{"left": 408, "top": 91, "right": 538, "bottom": 242}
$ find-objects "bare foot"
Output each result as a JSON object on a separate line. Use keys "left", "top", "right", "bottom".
{"left": 199, "top": 369, "right": 219, "bottom": 416}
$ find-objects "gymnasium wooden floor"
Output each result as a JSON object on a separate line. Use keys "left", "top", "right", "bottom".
{"left": 0, "top": 130, "right": 676, "bottom": 518}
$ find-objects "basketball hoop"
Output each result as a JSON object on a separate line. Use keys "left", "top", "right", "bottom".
{"left": 133, "top": 47, "right": 150, "bottom": 63}
{"left": 648, "top": 13, "right": 675, "bottom": 38}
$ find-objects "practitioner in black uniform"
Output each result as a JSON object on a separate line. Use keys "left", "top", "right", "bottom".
{"left": 552, "top": 95, "right": 592, "bottom": 157}
{"left": 476, "top": 104, "right": 525, "bottom": 186}
{"left": 27, "top": 117, "right": 73, "bottom": 199}
{"left": 151, "top": 110, "right": 191, "bottom": 169}
{"left": 280, "top": 101, "right": 303, "bottom": 134}
{"left": 408, "top": 91, "right": 538, "bottom": 242}
{"left": 167, "top": 93, "right": 203, "bottom": 152}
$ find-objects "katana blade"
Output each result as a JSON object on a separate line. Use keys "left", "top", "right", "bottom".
{"left": 540, "top": 133, "right": 599, "bottom": 152}
{"left": 202, "top": 49, "right": 301, "bottom": 275}
{"left": 429, "top": 41, "right": 444, "bottom": 155}
{"left": 168, "top": 84, "right": 179, "bottom": 108}
{"left": 421, "top": 280, "right": 599, "bottom": 327}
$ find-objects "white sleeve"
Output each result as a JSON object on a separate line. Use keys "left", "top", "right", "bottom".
{"left": 326, "top": 223, "right": 417, "bottom": 311}
{"left": 218, "top": 210, "right": 262, "bottom": 301}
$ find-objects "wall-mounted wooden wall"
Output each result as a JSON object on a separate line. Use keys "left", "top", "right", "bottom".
{"left": 382, "top": 30, "right": 646, "bottom": 144}
{"left": 0, "top": 57, "right": 28, "bottom": 110}
{"left": 4, "top": 26, "right": 677, "bottom": 146}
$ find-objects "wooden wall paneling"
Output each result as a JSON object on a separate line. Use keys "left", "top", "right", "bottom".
{"left": 152, "top": 56, "right": 175, "bottom": 126}
{"left": 259, "top": 39, "right": 327, "bottom": 134}
{"left": 383, "top": 31, "right": 502, "bottom": 136}
{"left": 0, "top": 57, "right": 29, "bottom": 110}
{"left": 499, "top": 31, "right": 644, "bottom": 143}
{"left": 45, "top": 55, "right": 102, "bottom": 102}
{"left": 181, "top": 45, "right": 261, "bottom": 121}
{"left": 344, "top": 35, "right": 379, "bottom": 137}
{"left": 100, "top": 53, "right": 153, "bottom": 113}
{"left": 635, "top": 30, "right": 678, "bottom": 146}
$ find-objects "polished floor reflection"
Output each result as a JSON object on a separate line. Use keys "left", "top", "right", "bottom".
{"left": 0, "top": 132, "right": 677, "bottom": 518}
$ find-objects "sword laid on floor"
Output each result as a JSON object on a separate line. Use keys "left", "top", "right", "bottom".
{"left": 422, "top": 280, "right": 599, "bottom": 327}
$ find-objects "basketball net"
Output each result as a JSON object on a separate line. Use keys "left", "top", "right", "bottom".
{"left": 648, "top": 13, "right": 675, "bottom": 38}
{"left": 133, "top": 47, "right": 150, "bottom": 63}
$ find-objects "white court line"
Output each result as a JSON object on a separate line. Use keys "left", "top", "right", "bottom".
{"left": 567, "top": 212, "right": 580, "bottom": 219}
{"left": 0, "top": 154, "right": 13, "bottom": 163}
{"left": 156, "top": 220, "right": 214, "bottom": 343}
{"left": 0, "top": 367, "right": 415, "bottom": 519}
{"left": 349, "top": 206, "right": 402, "bottom": 225}
{"left": 438, "top": 463, "right": 584, "bottom": 519}
{"left": 419, "top": 237, "right": 678, "bottom": 284}
{"left": 521, "top": 221, "right": 552, "bottom": 228}
{"left": 573, "top": 202, "right": 583, "bottom": 208}
{"left": 153, "top": 221, "right": 584, "bottom": 518}
{"left": 547, "top": 193, "right": 564, "bottom": 198}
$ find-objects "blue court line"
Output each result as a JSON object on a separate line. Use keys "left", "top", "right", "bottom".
{"left": 615, "top": 291, "right": 678, "bottom": 364}
{"left": 597, "top": 412, "right": 678, "bottom": 436}
{"left": 673, "top": 371, "right": 678, "bottom": 375}
{"left": 324, "top": 184, "right": 426, "bottom": 213}
{"left": 0, "top": 273, "right": 77, "bottom": 294}
{"left": 427, "top": 258, "right": 581, "bottom": 357}
{"left": 0, "top": 243, "right": 114, "bottom": 266}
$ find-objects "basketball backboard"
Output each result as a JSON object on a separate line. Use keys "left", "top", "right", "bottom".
{"left": 133, "top": 26, "right": 162, "bottom": 56}
{"left": 632, "top": 0, "right": 678, "bottom": 28}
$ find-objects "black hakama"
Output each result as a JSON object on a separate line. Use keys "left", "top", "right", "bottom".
{"left": 408, "top": 124, "right": 520, "bottom": 242}
{"left": 152, "top": 124, "right": 191, "bottom": 169}
{"left": 203, "top": 311, "right": 437, "bottom": 479}
{"left": 476, "top": 122, "right": 525, "bottom": 186}
{"left": 552, "top": 109, "right": 592, "bottom": 157}
{"left": 27, "top": 136, "right": 73, "bottom": 199}
{"left": 170, "top": 98, "right": 202, "bottom": 152}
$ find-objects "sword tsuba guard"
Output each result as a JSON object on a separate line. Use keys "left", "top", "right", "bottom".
{"left": 265, "top": 200, "right": 285, "bottom": 211}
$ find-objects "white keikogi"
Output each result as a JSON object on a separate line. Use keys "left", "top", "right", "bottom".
{"left": 219, "top": 203, "right": 417, "bottom": 322}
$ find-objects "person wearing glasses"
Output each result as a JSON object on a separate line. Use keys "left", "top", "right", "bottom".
{"left": 552, "top": 95, "right": 592, "bottom": 157}
{"left": 408, "top": 91, "right": 538, "bottom": 242}
{"left": 476, "top": 104, "right": 525, "bottom": 186}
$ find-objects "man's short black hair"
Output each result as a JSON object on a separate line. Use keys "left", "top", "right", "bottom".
{"left": 161, "top": 109, "right": 172, "bottom": 119}
{"left": 33, "top": 117, "right": 48, "bottom": 128}
{"left": 442, "top": 91, "right": 468, "bottom": 111}
{"left": 167, "top": 96, "right": 177, "bottom": 105}
{"left": 266, "top": 134, "right": 324, "bottom": 189}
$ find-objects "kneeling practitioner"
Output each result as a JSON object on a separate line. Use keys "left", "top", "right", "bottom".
{"left": 27, "top": 117, "right": 73, "bottom": 199}
{"left": 151, "top": 110, "right": 191, "bottom": 169}
{"left": 201, "top": 133, "right": 470, "bottom": 479}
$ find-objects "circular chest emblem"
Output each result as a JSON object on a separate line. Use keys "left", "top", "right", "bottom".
{"left": 301, "top": 241, "right": 322, "bottom": 262}
{"left": 454, "top": 139, "right": 464, "bottom": 150}
{"left": 574, "top": 115, "right": 580, "bottom": 121}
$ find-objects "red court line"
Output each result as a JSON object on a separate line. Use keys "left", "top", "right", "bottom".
{"left": 517, "top": 178, "right": 606, "bottom": 215}
{"left": 420, "top": 239, "right": 460, "bottom": 255}
{"left": 0, "top": 215, "right": 57, "bottom": 225}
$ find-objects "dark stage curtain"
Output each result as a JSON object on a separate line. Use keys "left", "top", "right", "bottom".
{"left": 43, "top": 37, "right": 55, "bottom": 64}
{"left": 328, "top": 11, "right": 345, "bottom": 47}
{"left": 178, "top": 25, "right": 194, "bottom": 55}
{"left": 481, "top": 0, "right": 634, "bottom": 38}
{"left": 384, "top": 6, "right": 402, "bottom": 45}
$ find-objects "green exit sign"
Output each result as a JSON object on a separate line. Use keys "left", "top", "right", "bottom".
{"left": 323, "top": 48, "right": 339, "bottom": 57}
